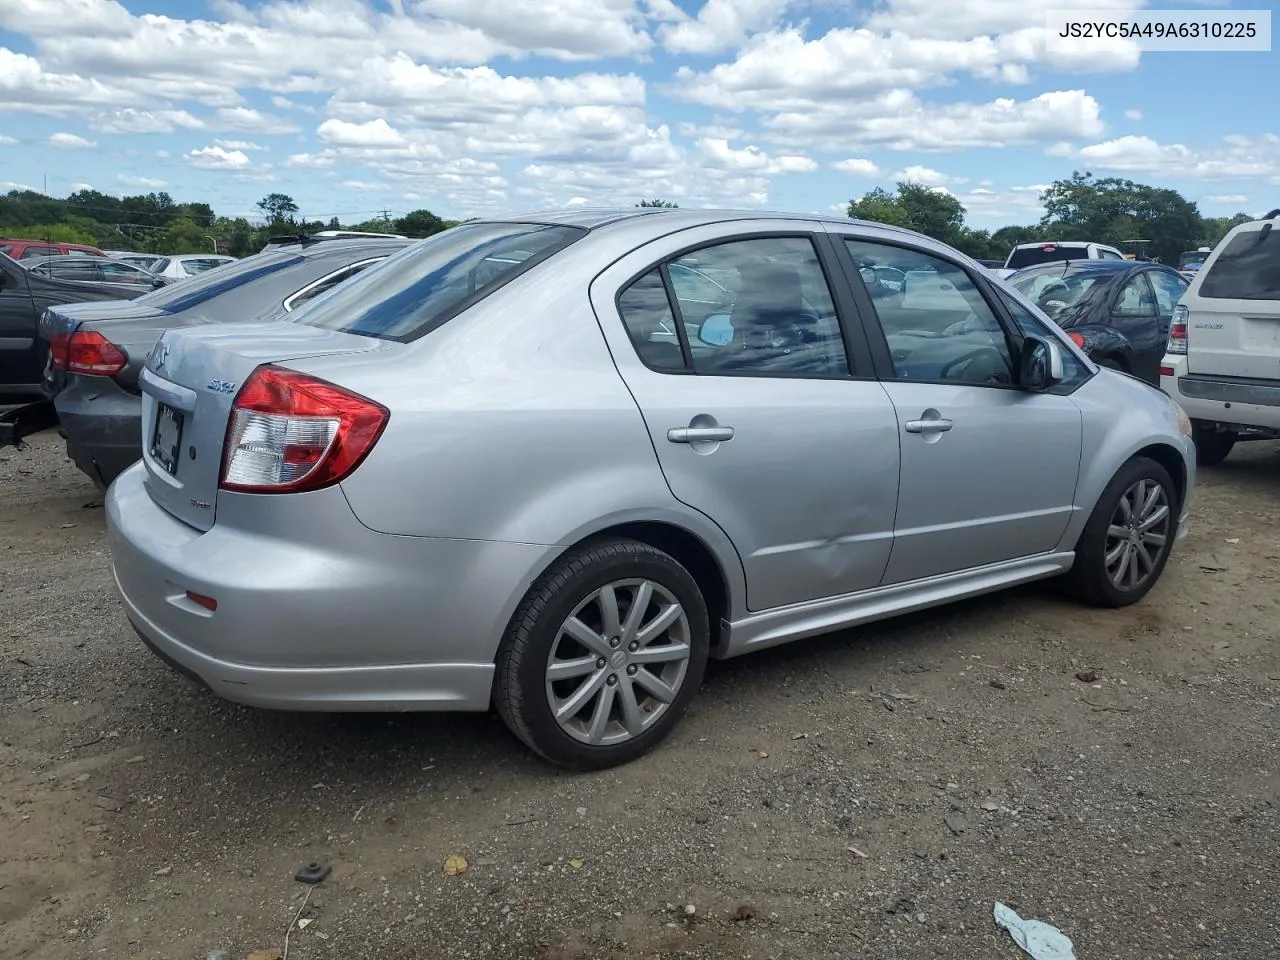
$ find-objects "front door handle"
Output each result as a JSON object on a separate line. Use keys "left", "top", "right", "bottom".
{"left": 904, "top": 418, "right": 953, "bottom": 434}
{"left": 668, "top": 426, "right": 735, "bottom": 443}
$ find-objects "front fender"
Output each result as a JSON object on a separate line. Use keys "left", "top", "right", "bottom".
{"left": 1056, "top": 374, "right": 1195, "bottom": 552}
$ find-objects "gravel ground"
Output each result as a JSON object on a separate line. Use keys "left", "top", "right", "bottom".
{"left": 2, "top": 430, "right": 1278, "bottom": 960}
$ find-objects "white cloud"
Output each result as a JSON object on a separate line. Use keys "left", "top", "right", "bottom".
{"left": 1124, "top": 108, "right": 1142, "bottom": 120}
{"left": 832, "top": 158, "right": 880, "bottom": 177}
{"left": 762, "top": 89, "right": 1104, "bottom": 152}
{"left": 957, "top": 184, "right": 1049, "bottom": 227}
{"left": 1057, "top": 134, "right": 1280, "bottom": 179}
{"left": 696, "top": 137, "right": 816, "bottom": 174}
{"left": 891, "top": 165, "right": 965, "bottom": 186}
{"left": 0, "top": 135, "right": 16, "bottom": 145}
{"left": 118, "top": 174, "right": 168, "bottom": 189}
{"left": 214, "top": 138, "right": 265, "bottom": 151}
{"left": 214, "top": 107, "right": 300, "bottom": 134}
{"left": 316, "top": 118, "right": 405, "bottom": 147}
{"left": 1202, "top": 194, "right": 1247, "bottom": 204}
{"left": 1, "top": 181, "right": 39, "bottom": 192}
{"left": 49, "top": 131, "right": 96, "bottom": 149}
{"left": 659, "top": 0, "right": 793, "bottom": 55}
{"left": 155, "top": 149, "right": 170, "bottom": 158}
{"left": 339, "top": 180, "right": 387, "bottom": 191}
{"left": 69, "top": 181, "right": 93, "bottom": 190}
{"left": 89, "top": 108, "right": 204, "bottom": 134}
{"left": 184, "top": 145, "right": 253, "bottom": 170}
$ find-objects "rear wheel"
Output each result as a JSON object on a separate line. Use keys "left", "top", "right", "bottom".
{"left": 1191, "top": 422, "right": 1236, "bottom": 466}
{"left": 1062, "top": 456, "right": 1177, "bottom": 608}
{"left": 493, "top": 539, "right": 710, "bottom": 770}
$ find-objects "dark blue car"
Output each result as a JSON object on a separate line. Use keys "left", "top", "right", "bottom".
{"left": 1005, "top": 259, "right": 1190, "bottom": 385}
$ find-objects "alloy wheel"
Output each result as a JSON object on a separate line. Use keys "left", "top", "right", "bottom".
{"left": 1104, "top": 478, "right": 1171, "bottom": 591}
{"left": 545, "top": 579, "right": 692, "bottom": 746}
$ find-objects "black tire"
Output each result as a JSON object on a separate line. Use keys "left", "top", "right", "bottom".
{"left": 1191, "top": 423, "right": 1236, "bottom": 466}
{"left": 493, "top": 538, "right": 710, "bottom": 770}
{"left": 1062, "top": 456, "right": 1178, "bottom": 608}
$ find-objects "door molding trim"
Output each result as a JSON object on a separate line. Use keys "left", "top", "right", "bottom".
{"left": 716, "top": 551, "right": 1074, "bottom": 658}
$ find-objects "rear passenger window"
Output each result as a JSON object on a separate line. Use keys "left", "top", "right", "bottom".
{"left": 1114, "top": 276, "right": 1156, "bottom": 317}
{"left": 1199, "top": 228, "right": 1280, "bottom": 300}
{"left": 617, "top": 270, "right": 687, "bottom": 373}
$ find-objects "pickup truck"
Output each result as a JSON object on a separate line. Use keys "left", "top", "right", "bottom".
{"left": 0, "top": 252, "right": 151, "bottom": 447}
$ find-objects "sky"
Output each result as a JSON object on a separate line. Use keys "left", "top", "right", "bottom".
{"left": 0, "top": 0, "right": 1275, "bottom": 229}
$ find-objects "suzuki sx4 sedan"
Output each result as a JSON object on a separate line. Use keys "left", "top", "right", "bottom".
{"left": 106, "top": 210, "right": 1195, "bottom": 770}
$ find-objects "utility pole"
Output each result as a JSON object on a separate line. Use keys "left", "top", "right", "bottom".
{"left": 380, "top": 208, "right": 392, "bottom": 225}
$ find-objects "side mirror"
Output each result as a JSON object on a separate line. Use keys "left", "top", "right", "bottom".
{"left": 1020, "top": 335, "right": 1065, "bottom": 391}
{"left": 152, "top": 278, "right": 167, "bottom": 288}
{"left": 698, "top": 313, "right": 734, "bottom": 346}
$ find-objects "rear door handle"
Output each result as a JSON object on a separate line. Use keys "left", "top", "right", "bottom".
{"left": 668, "top": 426, "right": 735, "bottom": 443}
{"left": 904, "top": 418, "right": 953, "bottom": 434}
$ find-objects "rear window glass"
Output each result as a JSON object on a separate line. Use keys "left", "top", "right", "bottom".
{"left": 1006, "top": 246, "right": 1090, "bottom": 270}
{"left": 1199, "top": 227, "right": 1280, "bottom": 300}
{"left": 289, "top": 222, "right": 586, "bottom": 342}
{"left": 136, "top": 251, "right": 304, "bottom": 312}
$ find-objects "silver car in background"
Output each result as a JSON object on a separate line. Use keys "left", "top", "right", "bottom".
{"left": 105, "top": 209, "right": 1196, "bottom": 770}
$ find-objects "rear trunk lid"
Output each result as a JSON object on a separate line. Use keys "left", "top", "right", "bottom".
{"left": 40, "top": 301, "right": 169, "bottom": 396}
{"left": 138, "top": 320, "right": 389, "bottom": 531}
{"left": 1185, "top": 223, "right": 1280, "bottom": 379}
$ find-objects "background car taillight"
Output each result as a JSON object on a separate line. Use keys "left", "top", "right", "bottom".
{"left": 49, "top": 330, "right": 127, "bottom": 376}
{"left": 1067, "top": 332, "right": 1086, "bottom": 349}
{"left": 1167, "top": 304, "right": 1189, "bottom": 355}
{"left": 219, "top": 365, "right": 389, "bottom": 494}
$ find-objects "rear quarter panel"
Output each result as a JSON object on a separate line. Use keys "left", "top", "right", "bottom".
{"left": 301, "top": 237, "right": 750, "bottom": 610}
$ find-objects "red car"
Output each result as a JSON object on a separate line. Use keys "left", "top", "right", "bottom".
{"left": 0, "top": 239, "right": 105, "bottom": 260}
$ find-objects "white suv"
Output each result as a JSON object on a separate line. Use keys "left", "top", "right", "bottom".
{"left": 994, "top": 241, "right": 1127, "bottom": 279}
{"left": 1161, "top": 210, "right": 1280, "bottom": 465}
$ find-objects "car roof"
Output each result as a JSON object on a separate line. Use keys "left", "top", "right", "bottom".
{"left": 1011, "top": 259, "right": 1168, "bottom": 278}
{"left": 270, "top": 237, "right": 414, "bottom": 258}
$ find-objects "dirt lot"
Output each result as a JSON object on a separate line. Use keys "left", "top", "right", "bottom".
{"left": 2, "top": 430, "right": 1278, "bottom": 960}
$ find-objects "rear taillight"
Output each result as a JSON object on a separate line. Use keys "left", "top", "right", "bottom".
{"left": 50, "top": 330, "right": 127, "bottom": 375}
{"left": 1160, "top": 366, "right": 1175, "bottom": 378}
{"left": 1167, "top": 304, "right": 1188, "bottom": 355}
{"left": 219, "top": 365, "right": 389, "bottom": 494}
{"left": 1067, "top": 332, "right": 1086, "bottom": 349}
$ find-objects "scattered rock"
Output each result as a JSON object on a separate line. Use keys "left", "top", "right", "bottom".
{"left": 886, "top": 898, "right": 916, "bottom": 915}
{"left": 443, "top": 854, "right": 468, "bottom": 876}
{"left": 980, "top": 801, "right": 1000, "bottom": 812}
{"left": 989, "top": 679, "right": 1007, "bottom": 690}
{"left": 1074, "top": 670, "right": 1099, "bottom": 683}
{"left": 93, "top": 795, "right": 126, "bottom": 812}
{"left": 154, "top": 866, "right": 173, "bottom": 877}
{"left": 684, "top": 904, "right": 696, "bottom": 916}
{"left": 734, "top": 905, "right": 757, "bottom": 922}
{"left": 944, "top": 813, "right": 968, "bottom": 835}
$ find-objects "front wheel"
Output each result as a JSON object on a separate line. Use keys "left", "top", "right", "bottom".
{"left": 1191, "top": 423, "right": 1236, "bottom": 466}
{"left": 493, "top": 539, "right": 710, "bottom": 770}
{"left": 1062, "top": 456, "right": 1178, "bottom": 608}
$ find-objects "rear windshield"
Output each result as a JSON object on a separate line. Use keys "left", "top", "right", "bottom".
{"left": 288, "top": 222, "right": 586, "bottom": 342}
{"left": 1006, "top": 246, "right": 1090, "bottom": 270}
{"left": 1199, "top": 228, "right": 1280, "bottom": 300}
{"left": 136, "top": 251, "right": 304, "bottom": 312}
{"left": 1008, "top": 271, "right": 1104, "bottom": 318}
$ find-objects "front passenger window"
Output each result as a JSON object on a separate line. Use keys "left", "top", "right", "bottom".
{"left": 844, "top": 239, "right": 1015, "bottom": 386}
{"left": 1114, "top": 276, "right": 1156, "bottom": 317}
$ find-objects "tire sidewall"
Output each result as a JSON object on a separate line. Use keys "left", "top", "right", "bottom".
{"left": 513, "top": 546, "right": 710, "bottom": 770}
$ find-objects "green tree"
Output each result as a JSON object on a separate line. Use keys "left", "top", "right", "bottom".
{"left": 256, "top": 192, "right": 299, "bottom": 226}
{"left": 1039, "top": 171, "right": 1201, "bottom": 264}
{"left": 847, "top": 186, "right": 912, "bottom": 228}
{"left": 636, "top": 198, "right": 678, "bottom": 208}
{"left": 1201, "top": 213, "right": 1254, "bottom": 247}
{"left": 848, "top": 181, "right": 968, "bottom": 247}
{"left": 395, "top": 208, "right": 446, "bottom": 237}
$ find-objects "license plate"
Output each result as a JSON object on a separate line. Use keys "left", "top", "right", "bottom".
{"left": 151, "top": 403, "right": 184, "bottom": 475}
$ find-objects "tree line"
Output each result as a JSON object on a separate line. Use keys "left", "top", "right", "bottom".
{"left": 846, "top": 172, "right": 1254, "bottom": 265}
{"left": 1, "top": 174, "right": 1255, "bottom": 263}
{"left": 0, "top": 189, "right": 462, "bottom": 258}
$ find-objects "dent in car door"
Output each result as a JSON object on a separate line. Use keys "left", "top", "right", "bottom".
{"left": 589, "top": 225, "right": 902, "bottom": 613}
{"left": 834, "top": 234, "right": 1083, "bottom": 584}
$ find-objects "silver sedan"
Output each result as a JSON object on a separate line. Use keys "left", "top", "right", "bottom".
{"left": 106, "top": 209, "right": 1195, "bottom": 769}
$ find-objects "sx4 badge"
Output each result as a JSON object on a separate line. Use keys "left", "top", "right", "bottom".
{"left": 207, "top": 379, "right": 238, "bottom": 394}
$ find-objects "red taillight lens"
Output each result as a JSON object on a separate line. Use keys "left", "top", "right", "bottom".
{"left": 1160, "top": 366, "right": 1175, "bottom": 378}
{"left": 219, "top": 365, "right": 389, "bottom": 494}
{"left": 1068, "top": 332, "right": 1086, "bottom": 349}
{"left": 185, "top": 590, "right": 217, "bottom": 612}
{"left": 52, "top": 330, "right": 127, "bottom": 375}
{"left": 1042, "top": 243, "right": 1057, "bottom": 251}
{"left": 1167, "top": 322, "right": 1188, "bottom": 355}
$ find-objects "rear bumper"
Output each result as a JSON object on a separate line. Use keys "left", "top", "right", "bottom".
{"left": 53, "top": 376, "right": 142, "bottom": 490}
{"left": 105, "top": 462, "right": 555, "bottom": 712}
{"left": 1160, "top": 355, "right": 1280, "bottom": 434}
